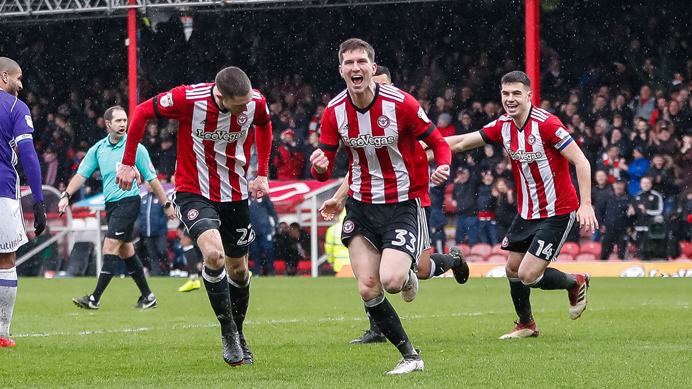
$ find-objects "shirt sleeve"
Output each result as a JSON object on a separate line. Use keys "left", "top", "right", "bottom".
{"left": 153, "top": 86, "right": 188, "bottom": 119}
{"left": 253, "top": 91, "right": 271, "bottom": 126}
{"left": 77, "top": 144, "right": 99, "bottom": 178}
{"left": 135, "top": 144, "right": 158, "bottom": 182}
{"left": 401, "top": 93, "right": 434, "bottom": 139}
{"left": 11, "top": 100, "right": 34, "bottom": 138}
{"left": 479, "top": 119, "right": 502, "bottom": 144}
{"left": 545, "top": 116, "right": 573, "bottom": 151}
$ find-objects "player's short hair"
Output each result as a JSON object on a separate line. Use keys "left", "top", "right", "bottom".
{"left": 501, "top": 71, "right": 532, "bottom": 89}
{"left": 215, "top": 66, "right": 252, "bottom": 99}
{"left": 0, "top": 57, "right": 20, "bottom": 73}
{"left": 338, "top": 38, "right": 375, "bottom": 64}
{"left": 104, "top": 105, "right": 125, "bottom": 122}
{"left": 374, "top": 65, "right": 391, "bottom": 82}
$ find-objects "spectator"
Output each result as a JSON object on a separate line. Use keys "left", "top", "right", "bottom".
{"left": 436, "top": 113, "right": 455, "bottom": 137}
{"left": 591, "top": 169, "right": 612, "bottom": 242}
{"left": 493, "top": 178, "right": 516, "bottom": 240}
{"left": 476, "top": 170, "right": 498, "bottom": 246}
{"left": 274, "top": 222, "right": 301, "bottom": 276}
{"left": 598, "top": 179, "right": 633, "bottom": 260}
{"left": 428, "top": 183, "right": 448, "bottom": 255}
{"left": 142, "top": 122, "right": 161, "bottom": 166}
{"left": 273, "top": 129, "right": 305, "bottom": 181}
{"left": 630, "top": 118, "right": 652, "bottom": 156}
{"left": 623, "top": 146, "right": 650, "bottom": 195}
{"left": 248, "top": 178, "right": 279, "bottom": 276}
{"left": 631, "top": 176, "right": 664, "bottom": 260}
{"left": 157, "top": 136, "right": 176, "bottom": 179}
{"left": 138, "top": 181, "right": 170, "bottom": 276}
{"left": 452, "top": 167, "right": 479, "bottom": 245}
{"left": 596, "top": 144, "right": 626, "bottom": 183}
{"left": 675, "top": 131, "right": 692, "bottom": 191}
{"left": 631, "top": 85, "right": 656, "bottom": 120}
{"left": 649, "top": 121, "right": 679, "bottom": 157}
{"left": 645, "top": 154, "right": 678, "bottom": 214}
{"left": 302, "top": 128, "right": 320, "bottom": 180}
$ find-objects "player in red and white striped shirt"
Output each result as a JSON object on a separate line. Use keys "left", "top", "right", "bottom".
{"left": 311, "top": 39, "right": 451, "bottom": 375}
{"left": 445, "top": 71, "right": 598, "bottom": 339}
{"left": 116, "top": 67, "right": 271, "bottom": 366}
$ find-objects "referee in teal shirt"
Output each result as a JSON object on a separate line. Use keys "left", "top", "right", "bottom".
{"left": 58, "top": 105, "right": 175, "bottom": 310}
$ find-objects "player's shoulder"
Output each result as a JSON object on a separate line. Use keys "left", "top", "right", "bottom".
{"left": 251, "top": 89, "right": 265, "bottom": 102}
{"left": 0, "top": 91, "right": 26, "bottom": 113}
{"left": 327, "top": 89, "right": 349, "bottom": 109}
{"left": 379, "top": 84, "right": 407, "bottom": 104}
{"left": 531, "top": 107, "right": 563, "bottom": 126}
{"left": 180, "top": 83, "right": 214, "bottom": 101}
{"left": 484, "top": 114, "right": 511, "bottom": 129}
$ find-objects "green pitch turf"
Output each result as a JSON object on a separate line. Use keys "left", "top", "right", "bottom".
{"left": 2, "top": 276, "right": 691, "bottom": 388}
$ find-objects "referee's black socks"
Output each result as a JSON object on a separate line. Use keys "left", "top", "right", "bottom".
{"left": 364, "top": 292, "right": 415, "bottom": 356}
{"left": 92, "top": 254, "right": 118, "bottom": 301}
{"left": 124, "top": 254, "right": 152, "bottom": 297}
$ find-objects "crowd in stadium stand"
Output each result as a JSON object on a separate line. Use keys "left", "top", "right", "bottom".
{"left": 3, "top": 0, "right": 692, "bottom": 265}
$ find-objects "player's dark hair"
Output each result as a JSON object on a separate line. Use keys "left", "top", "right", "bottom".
{"left": 338, "top": 38, "right": 375, "bottom": 64}
{"left": 215, "top": 66, "right": 252, "bottom": 99}
{"left": 104, "top": 105, "right": 125, "bottom": 122}
{"left": 374, "top": 65, "right": 391, "bottom": 82}
{"left": 501, "top": 71, "right": 532, "bottom": 88}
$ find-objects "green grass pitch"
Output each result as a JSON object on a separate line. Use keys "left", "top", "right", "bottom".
{"left": 3, "top": 276, "right": 691, "bottom": 388}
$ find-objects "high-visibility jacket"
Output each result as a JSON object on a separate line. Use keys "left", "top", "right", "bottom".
{"left": 324, "top": 210, "right": 350, "bottom": 273}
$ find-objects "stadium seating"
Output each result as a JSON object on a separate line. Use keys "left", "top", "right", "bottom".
{"left": 575, "top": 253, "right": 597, "bottom": 262}
{"left": 456, "top": 244, "right": 471, "bottom": 258}
{"left": 560, "top": 242, "right": 581, "bottom": 257}
{"left": 580, "top": 242, "right": 602, "bottom": 256}
{"left": 274, "top": 260, "right": 286, "bottom": 273}
{"left": 556, "top": 253, "right": 574, "bottom": 262}
{"left": 487, "top": 253, "right": 507, "bottom": 262}
{"left": 470, "top": 243, "right": 492, "bottom": 260}
{"left": 464, "top": 254, "right": 485, "bottom": 263}
{"left": 297, "top": 260, "right": 311, "bottom": 274}
{"left": 491, "top": 243, "right": 504, "bottom": 255}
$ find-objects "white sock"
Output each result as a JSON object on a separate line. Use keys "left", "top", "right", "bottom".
{"left": 0, "top": 267, "right": 18, "bottom": 339}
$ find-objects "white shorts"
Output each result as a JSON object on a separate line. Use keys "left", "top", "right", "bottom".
{"left": 0, "top": 197, "right": 28, "bottom": 253}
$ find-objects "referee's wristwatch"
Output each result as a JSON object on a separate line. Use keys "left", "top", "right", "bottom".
{"left": 163, "top": 202, "right": 172, "bottom": 209}
{"left": 60, "top": 191, "right": 71, "bottom": 200}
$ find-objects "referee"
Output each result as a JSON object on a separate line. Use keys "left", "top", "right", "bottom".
{"left": 59, "top": 105, "right": 175, "bottom": 310}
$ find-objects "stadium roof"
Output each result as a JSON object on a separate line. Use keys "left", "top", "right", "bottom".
{"left": 0, "top": 0, "right": 452, "bottom": 23}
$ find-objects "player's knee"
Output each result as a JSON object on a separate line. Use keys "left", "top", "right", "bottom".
{"left": 518, "top": 270, "right": 540, "bottom": 285}
{"left": 505, "top": 264, "right": 519, "bottom": 278}
{"left": 202, "top": 248, "right": 225, "bottom": 269}
{"left": 380, "top": 272, "right": 406, "bottom": 294}
{"left": 358, "top": 280, "right": 381, "bottom": 300}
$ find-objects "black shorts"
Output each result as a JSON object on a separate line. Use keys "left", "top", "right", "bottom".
{"left": 172, "top": 191, "right": 255, "bottom": 258}
{"left": 501, "top": 211, "right": 576, "bottom": 262}
{"left": 105, "top": 196, "right": 141, "bottom": 242}
{"left": 342, "top": 197, "right": 427, "bottom": 265}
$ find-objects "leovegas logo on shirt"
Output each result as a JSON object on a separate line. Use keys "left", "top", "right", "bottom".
{"left": 343, "top": 134, "right": 395, "bottom": 148}
{"left": 507, "top": 148, "right": 543, "bottom": 163}
{"left": 195, "top": 128, "right": 248, "bottom": 142}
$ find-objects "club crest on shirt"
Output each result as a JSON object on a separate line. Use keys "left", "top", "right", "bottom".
{"left": 377, "top": 115, "right": 390, "bottom": 129}
{"left": 187, "top": 209, "right": 199, "bottom": 221}
{"left": 237, "top": 114, "right": 249, "bottom": 125}
{"left": 501, "top": 236, "right": 509, "bottom": 248}
{"left": 343, "top": 220, "right": 354, "bottom": 234}
{"left": 527, "top": 134, "right": 536, "bottom": 144}
{"left": 160, "top": 92, "right": 174, "bottom": 108}
{"left": 417, "top": 106, "right": 430, "bottom": 123}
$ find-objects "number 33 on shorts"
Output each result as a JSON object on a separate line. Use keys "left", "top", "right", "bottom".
{"left": 392, "top": 229, "right": 416, "bottom": 254}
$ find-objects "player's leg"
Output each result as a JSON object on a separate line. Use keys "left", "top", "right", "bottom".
{"left": 119, "top": 242, "right": 156, "bottom": 309}
{"left": 175, "top": 192, "right": 242, "bottom": 366}
{"left": 499, "top": 251, "right": 539, "bottom": 339}
{"left": 0, "top": 252, "right": 18, "bottom": 347}
{"left": 220, "top": 200, "right": 254, "bottom": 364}
{"left": 520, "top": 212, "right": 589, "bottom": 320}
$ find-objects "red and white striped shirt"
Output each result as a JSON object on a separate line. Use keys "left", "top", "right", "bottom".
{"left": 124, "top": 83, "right": 271, "bottom": 202}
{"left": 313, "top": 84, "right": 450, "bottom": 204}
{"left": 480, "top": 106, "right": 579, "bottom": 220}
